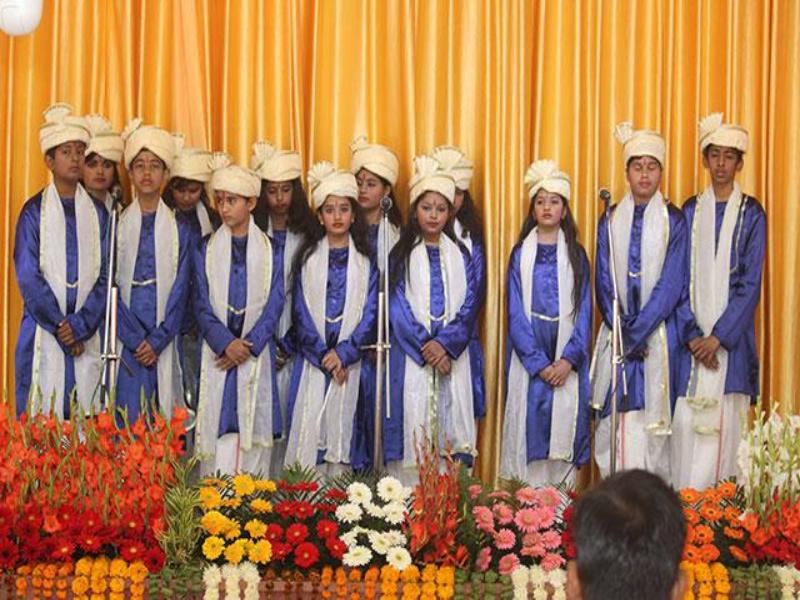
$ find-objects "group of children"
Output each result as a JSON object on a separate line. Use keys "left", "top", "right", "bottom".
{"left": 14, "top": 104, "right": 765, "bottom": 491}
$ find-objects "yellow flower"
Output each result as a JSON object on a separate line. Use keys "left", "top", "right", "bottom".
{"left": 255, "top": 479, "right": 277, "bottom": 492}
{"left": 130, "top": 582, "right": 146, "bottom": 598}
{"left": 250, "top": 499, "right": 273, "bottom": 513}
{"left": 109, "top": 577, "right": 125, "bottom": 593}
{"left": 90, "top": 557, "right": 109, "bottom": 578}
{"left": 421, "top": 565, "right": 437, "bottom": 583}
{"left": 698, "top": 582, "right": 713, "bottom": 596}
{"left": 401, "top": 565, "right": 420, "bottom": 583}
{"left": 201, "top": 510, "right": 232, "bottom": 535}
{"left": 222, "top": 497, "right": 242, "bottom": 509}
{"left": 245, "top": 519, "right": 268, "bottom": 539}
{"left": 71, "top": 576, "right": 89, "bottom": 595}
{"left": 128, "top": 561, "right": 149, "bottom": 583}
{"left": 381, "top": 564, "right": 400, "bottom": 583}
{"left": 224, "top": 539, "right": 247, "bottom": 564}
{"left": 421, "top": 581, "right": 437, "bottom": 595}
{"left": 402, "top": 582, "right": 421, "bottom": 599}
{"left": 436, "top": 567, "right": 454, "bottom": 586}
{"left": 109, "top": 559, "right": 128, "bottom": 578}
{"left": 249, "top": 539, "right": 273, "bottom": 564}
{"left": 89, "top": 577, "right": 107, "bottom": 594}
{"left": 437, "top": 584, "right": 455, "bottom": 599}
{"left": 200, "top": 486, "right": 223, "bottom": 510}
{"left": 91, "top": 594, "right": 106, "bottom": 600}
{"left": 233, "top": 474, "right": 256, "bottom": 497}
{"left": 75, "top": 558, "right": 93, "bottom": 577}
{"left": 203, "top": 536, "right": 226, "bottom": 560}
{"left": 109, "top": 593, "right": 125, "bottom": 600}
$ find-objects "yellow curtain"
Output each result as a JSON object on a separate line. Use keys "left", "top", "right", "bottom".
{"left": 1, "top": 0, "right": 798, "bottom": 483}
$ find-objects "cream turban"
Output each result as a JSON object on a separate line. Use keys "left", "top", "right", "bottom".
{"left": 698, "top": 113, "right": 748, "bottom": 154}
{"left": 409, "top": 155, "right": 456, "bottom": 205}
{"left": 84, "top": 114, "right": 123, "bottom": 163}
{"left": 172, "top": 147, "right": 213, "bottom": 183}
{"left": 431, "top": 145, "right": 474, "bottom": 190}
{"left": 39, "top": 103, "right": 90, "bottom": 154}
{"left": 209, "top": 152, "right": 262, "bottom": 198}
{"left": 349, "top": 135, "right": 400, "bottom": 186}
{"left": 307, "top": 161, "right": 359, "bottom": 209}
{"left": 121, "top": 118, "right": 182, "bottom": 171}
{"left": 250, "top": 140, "right": 303, "bottom": 182}
{"left": 524, "top": 159, "right": 571, "bottom": 202}
{"left": 614, "top": 121, "right": 666, "bottom": 166}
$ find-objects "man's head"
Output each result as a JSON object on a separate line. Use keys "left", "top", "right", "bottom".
{"left": 566, "top": 469, "right": 687, "bottom": 600}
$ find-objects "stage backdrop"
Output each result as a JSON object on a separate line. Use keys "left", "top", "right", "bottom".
{"left": 1, "top": 0, "right": 798, "bottom": 483}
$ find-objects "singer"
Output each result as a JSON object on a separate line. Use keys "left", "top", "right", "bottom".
{"left": 81, "top": 114, "right": 124, "bottom": 214}
{"left": 591, "top": 122, "right": 688, "bottom": 480}
{"left": 14, "top": 104, "right": 108, "bottom": 418}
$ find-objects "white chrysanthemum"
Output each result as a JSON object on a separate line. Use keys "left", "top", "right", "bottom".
{"left": 335, "top": 502, "right": 363, "bottom": 524}
{"left": 364, "top": 502, "right": 385, "bottom": 519}
{"left": 239, "top": 562, "right": 259, "bottom": 585}
{"left": 548, "top": 568, "right": 567, "bottom": 587}
{"left": 347, "top": 482, "right": 373, "bottom": 506}
{"left": 383, "top": 530, "right": 407, "bottom": 546}
{"left": 203, "top": 565, "right": 222, "bottom": 586}
{"left": 552, "top": 589, "right": 567, "bottom": 600}
{"left": 340, "top": 530, "right": 359, "bottom": 548}
{"left": 511, "top": 566, "right": 530, "bottom": 588}
{"left": 221, "top": 563, "right": 239, "bottom": 581}
{"left": 368, "top": 531, "right": 392, "bottom": 555}
{"left": 386, "top": 546, "right": 412, "bottom": 572}
{"left": 533, "top": 589, "right": 549, "bottom": 600}
{"left": 382, "top": 501, "right": 407, "bottom": 525}
{"left": 528, "top": 565, "right": 547, "bottom": 587}
{"left": 343, "top": 545, "right": 373, "bottom": 567}
{"left": 377, "top": 476, "right": 408, "bottom": 503}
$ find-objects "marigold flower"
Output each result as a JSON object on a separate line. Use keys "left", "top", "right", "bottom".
{"left": 199, "top": 487, "right": 222, "bottom": 510}
{"left": 233, "top": 474, "right": 256, "bottom": 497}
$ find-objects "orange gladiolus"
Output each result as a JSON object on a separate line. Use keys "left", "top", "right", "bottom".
{"left": 742, "top": 512, "right": 759, "bottom": 533}
{"left": 729, "top": 546, "right": 749, "bottom": 562}
{"left": 751, "top": 528, "right": 771, "bottom": 546}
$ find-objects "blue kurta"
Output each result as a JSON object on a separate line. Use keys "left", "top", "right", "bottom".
{"left": 676, "top": 195, "right": 766, "bottom": 400}
{"left": 115, "top": 213, "right": 192, "bottom": 423}
{"left": 505, "top": 242, "right": 592, "bottom": 465}
{"left": 594, "top": 202, "right": 688, "bottom": 416}
{"left": 285, "top": 246, "right": 379, "bottom": 466}
{"left": 384, "top": 241, "right": 479, "bottom": 465}
{"left": 193, "top": 233, "right": 285, "bottom": 437}
{"left": 14, "top": 190, "right": 108, "bottom": 416}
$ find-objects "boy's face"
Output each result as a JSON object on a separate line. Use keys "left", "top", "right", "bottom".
{"left": 46, "top": 141, "right": 86, "bottom": 185}
{"left": 702, "top": 144, "right": 743, "bottom": 188}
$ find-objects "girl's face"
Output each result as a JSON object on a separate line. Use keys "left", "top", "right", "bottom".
{"left": 453, "top": 189, "right": 466, "bottom": 214}
{"left": 171, "top": 180, "right": 204, "bottom": 212}
{"left": 264, "top": 180, "right": 294, "bottom": 216}
{"left": 415, "top": 192, "right": 451, "bottom": 239}
{"left": 532, "top": 190, "right": 565, "bottom": 229}
{"left": 319, "top": 195, "right": 355, "bottom": 237}
{"left": 356, "top": 168, "right": 390, "bottom": 212}
{"left": 129, "top": 150, "right": 166, "bottom": 196}
{"left": 82, "top": 154, "right": 115, "bottom": 194}
{"left": 47, "top": 141, "right": 86, "bottom": 185}
{"left": 215, "top": 190, "right": 255, "bottom": 231}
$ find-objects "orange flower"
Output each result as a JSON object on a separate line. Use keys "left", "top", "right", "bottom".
{"left": 751, "top": 527, "right": 771, "bottom": 546}
{"left": 702, "top": 488, "right": 723, "bottom": 504}
{"left": 742, "top": 512, "right": 759, "bottom": 533}
{"left": 680, "top": 488, "right": 702, "bottom": 504}
{"left": 723, "top": 507, "right": 741, "bottom": 523}
{"left": 700, "top": 503, "right": 723, "bottom": 522}
{"left": 700, "top": 544, "right": 720, "bottom": 562}
{"left": 694, "top": 524, "right": 714, "bottom": 545}
{"left": 729, "top": 545, "right": 749, "bottom": 562}
{"left": 683, "top": 545, "right": 700, "bottom": 562}
{"left": 349, "top": 569, "right": 363, "bottom": 582}
{"left": 365, "top": 567, "right": 380, "bottom": 584}
{"left": 684, "top": 508, "right": 701, "bottom": 525}
{"left": 723, "top": 526, "right": 745, "bottom": 540}
{"left": 717, "top": 481, "right": 737, "bottom": 499}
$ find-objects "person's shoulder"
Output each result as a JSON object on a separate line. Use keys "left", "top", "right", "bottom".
{"left": 742, "top": 194, "right": 766, "bottom": 217}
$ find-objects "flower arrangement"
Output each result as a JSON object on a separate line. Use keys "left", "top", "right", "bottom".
{"left": 681, "top": 561, "right": 731, "bottom": 600}
{"left": 510, "top": 565, "right": 567, "bottom": 600}
{"left": 203, "top": 561, "right": 261, "bottom": 600}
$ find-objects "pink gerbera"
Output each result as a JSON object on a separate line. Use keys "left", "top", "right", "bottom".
{"left": 542, "top": 552, "right": 566, "bottom": 571}
{"left": 493, "top": 502, "right": 514, "bottom": 525}
{"left": 514, "top": 508, "right": 541, "bottom": 533}
{"left": 493, "top": 528, "right": 516, "bottom": 550}
{"left": 515, "top": 486, "right": 539, "bottom": 505}
{"left": 541, "top": 530, "right": 562, "bottom": 549}
{"left": 498, "top": 553, "right": 521, "bottom": 576}
{"left": 473, "top": 506, "right": 495, "bottom": 533}
{"left": 475, "top": 546, "right": 492, "bottom": 572}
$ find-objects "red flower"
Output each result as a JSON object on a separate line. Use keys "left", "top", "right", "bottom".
{"left": 294, "top": 501, "right": 316, "bottom": 520}
{"left": 78, "top": 533, "right": 103, "bottom": 553}
{"left": 275, "top": 501, "right": 296, "bottom": 519}
{"left": 72, "top": 510, "right": 103, "bottom": 534}
{"left": 120, "top": 539, "right": 146, "bottom": 562}
{"left": 143, "top": 546, "right": 166, "bottom": 573}
{"left": 57, "top": 505, "right": 77, "bottom": 529}
{"left": 0, "top": 537, "right": 19, "bottom": 569}
{"left": 50, "top": 539, "right": 76, "bottom": 562}
{"left": 293, "top": 542, "right": 320, "bottom": 568}
{"left": 266, "top": 524, "right": 284, "bottom": 543}
{"left": 120, "top": 511, "right": 145, "bottom": 535}
{"left": 326, "top": 488, "right": 348, "bottom": 502}
{"left": 14, "top": 519, "right": 40, "bottom": 540}
{"left": 316, "top": 519, "right": 338, "bottom": 539}
{"left": 271, "top": 542, "right": 292, "bottom": 562}
{"left": 286, "top": 523, "right": 309, "bottom": 546}
{"left": 0, "top": 507, "right": 13, "bottom": 537}
{"left": 325, "top": 537, "right": 346, "bottom": 560}
{"left": 316, "top": 503, "right": 337, "bottom": 514}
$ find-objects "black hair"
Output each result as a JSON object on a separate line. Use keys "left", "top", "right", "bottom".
{"left": 389, "top": 193, "right": 457, "bottom": 288}
{"left": 573, "top": 469, "right": 686, "bottom": 600}
{"left": 45, "top": 147, "right": 56, "bottom": 160}
{"left": 517, "top": 192, "right": 585, "bottom": 317}
{"left": 82, "top": 152, "right": 122, "bottom": 196}
{"left": 291, "top": 197, "right": 372, "bottom": 284}
{"left": 163, "top": 176, "right": 221, "bottom": 228}
{"left": 702, "top": 144, "right": 744, "bottom": 163}
{"left": 254, "top": 177, "right": 315, "bottom": 236}
{"left": 454, "top": 189, "right": 484, "bottom": 245}
{"left": 355, "top": 168, "right": 404, "bottom": 228}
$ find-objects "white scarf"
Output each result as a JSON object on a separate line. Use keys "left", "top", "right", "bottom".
{"left": 376, "top": 221, "right": 400, "bottom": 272}
{"left": 196, "top": 202, "right": 214, "bottom": 237}
{"left": 681, "top": 183, "right": 744, "bottom": 433}
{"left": 195, "top": 218, "right": 274, "bottom": 457}
{"left": 400, "top": 235, "right": 477, "bottom": 467}
{"left": 284, "top": 236, "right": 370, "bottom": 467}
{"left": 453, "top": 219, "right": 473, "bottom": 255}
{"left": 116, "top": 197, "right": 183, "bottom": 417}
{"left": 104, "top": 191, "right": 114, "bottom": 214}
{"left": 590, "top": 191, "right": 672, "bottom": 435}
{"left": 30, "top": 183, "right": 102, "bottom": 416}
{"left": 501, "top": 228, "right": 579, "bottom": 478}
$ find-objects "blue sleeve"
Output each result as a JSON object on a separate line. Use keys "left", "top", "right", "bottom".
{"left": 291, "top": 272, "right": 328, "bottom": 368}
{"left": 389, "top": 266, "right": 428, "bottom": 368}
{"left": 245, "top": 255, "right": 285, "bottom": 357}
{"left": 594, "top": 212, "right": 614, "bottom": 330}
{"left": 623, "top": 208, "right": 688, "bottom": 352}
{"left": 278, "top": 326, "right": 298, "bottom": 355}
{"left": 434, "top": 250, "right": 480, "bottom": 359}
{"left": 561, "top": 250, "right": 593, "bottom": 369}
{"left": 506, "top": 245, "right": 551, "bottom": 376}
{"left": 336, "top": 261, "right": 379, "bottom": 367}
{"left": 13, "top": 198, "right": 67, "bottom": 333}
{"left": 712, "top": 201, "right": 767, "bottom": 350}
{"left": 66, "top": 204, "right": 109, "bottom": 341}
{"left": 146, "top": 224, "right": 192, "bottom": 354}
{"left": 193, "top": 238, "right": 236, "bottom": 356}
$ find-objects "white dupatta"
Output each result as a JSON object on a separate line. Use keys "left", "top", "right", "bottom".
{"left": 681, "top": 183, "right": 744, "bottom": 433}
{"left": 453, "top": 219, "right": 473, "bottom": 255}
{"left": 284, "top": 236, "right": 370, "bottom": 467}
{"left": 116, "top": 197, "right": 183, "bottom": 417}
{"left": 196, "top": 202, "right": 214, "bottom": 237}
{"left": 501, "top": 228, "right": 579, "bottom": 479}
{"left": 195, "top": 217, "right": 274, "bottom": 457}
{"left": 401, "top": 234, "right": 477, "bottom": 467}
{"left": 376, "top": 221, "right": 400, "bottom": 272}
{"left": 30, "top": 183, "right": 102, "bottom": 416}
{"left": 590, "top": 191, "right": 672, "bottom": 435}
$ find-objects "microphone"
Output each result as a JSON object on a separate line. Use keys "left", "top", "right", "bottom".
{"left": 598, "top": 188, "right": 611, "bottom": 212}
{"left": 380, "top": 194, "right": 393, "bottom": 213}
{"left": 110, "top": 184, "right": 124, "bottom": 210}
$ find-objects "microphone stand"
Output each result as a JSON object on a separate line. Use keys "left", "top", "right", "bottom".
{"left": 599, "top": 189, "right": 629, "bottom": 476}
{"left": 98, "top": 194, "right": 122, "bottom": 410}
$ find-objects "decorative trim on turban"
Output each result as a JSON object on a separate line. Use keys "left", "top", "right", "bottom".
{"left": 614, "top": 121, "right": 666, "bottom": 166}
{"left": 209, "top": 152, "right": 262, "bottom": 198}
{"left": 172, "top": 147, "right": 213, "bottom": 183}
{"left": 307, "top": 161, "right": 359, "bottom": 209}
{"left": 698, "top": 112, "right": 749, "bottom": 154}
{"left": 84, "top": 114, "right": 123, "bottom": 163}
{"left": 431, "top": 145, "right": 474, "bottom": 190}
{"left": 251, "top": 140, "right": 303, "bottom": 182}
{"left": 349, "top": 135, "right": 399, "bottom": 186}
{"left": 39, "top": 103, "right": 90, "bottom": 154}
{"left": 524, "top": 159, "right": 571, "bottom": 202}
{"left": 121, "top": 117, "right": 183, "bottom": 171}
{"left": 409, "top": 155, "right": 456, "bottom": 205}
